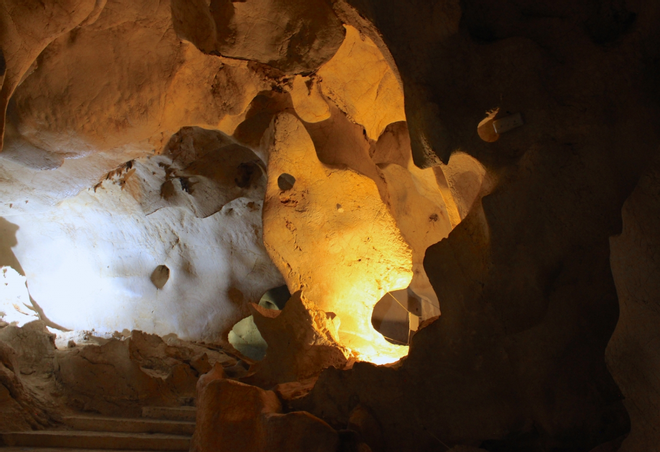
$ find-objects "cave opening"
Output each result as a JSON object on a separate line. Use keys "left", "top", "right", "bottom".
{"left": 372, "top": 288, "right": 423, "bottom": 346}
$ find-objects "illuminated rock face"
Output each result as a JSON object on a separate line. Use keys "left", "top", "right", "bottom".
{"left": 289, "top": 1, "right": 658, "bottom": 451}
{"left": 4, "top": 1, "right": 660, "bottom": 451}
{"left": 317, "top": 25, "right": 406, "bottom": 141}
{"left": 262, "top": 112, "right": 413, "bottom": 363}
{"left": 1, "top": 0, "right": 474, "bottom": 361}
{"left": 7, "top": 1, "right": 269, "bottom": 157}
{"left": 0, "top": 126, "right": 284, "bottom": 342}
{"left": 0, "top": 0, "right": 284, "bottom": 341}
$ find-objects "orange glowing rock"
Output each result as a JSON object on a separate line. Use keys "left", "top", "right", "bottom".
{"left": 287, "top": 75, "right": 331, "bottom": 124}
{"left": 318, "top": 25, "right": 406, "bottom": 141}
{"left": 262, "top": 112, "right": 413, "bottom": 363}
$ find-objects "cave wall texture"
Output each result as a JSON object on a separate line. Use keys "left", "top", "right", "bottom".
{"left": 1, "top": 0, "right": 660, "bottom": 451}
{"left": 301, "top": 0, "right": 660, "bottom": 450}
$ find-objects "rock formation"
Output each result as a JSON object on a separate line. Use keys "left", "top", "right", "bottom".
{"left": 0, "top": 321, "right": 242, "bottom": 428}
{"left": 0, "top": 322, "right": 53, "bottom": 431}
{"left": 1, "top": 0, "right": 660, "bottom": 451}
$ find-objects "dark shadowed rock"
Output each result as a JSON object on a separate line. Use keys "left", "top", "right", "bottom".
{"left": 171, "top": 0, "right": 345, "bottom": 74}
{"left": 248, "top": 291, "right": 348, "bottom": 387}
{"left": 193, "top": 371, "right": 340, "bottom": 452}
{"left": 192, "top": 377, "right": 281, "bottom": 452}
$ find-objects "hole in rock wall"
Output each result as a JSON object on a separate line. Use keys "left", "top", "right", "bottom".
{"left": 258, "top": 285, "right": 291, "bottom": 310}
{"left": 150, "top": 265, "right": 170, "bottom": 289}
{"left": 371, "top": 288, "right": 423, "bottom": 346}
{"left": 228, "top": 285, "right": 291, "bottom": 361}
{"left": 277, "top": 173, "right": 296, "bottom": 191}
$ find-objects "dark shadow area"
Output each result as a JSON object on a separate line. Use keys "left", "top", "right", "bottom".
{"left": 258, "top": 285, "right": 291, "bottom": 310}
{"left": 372, "top": 288, "right": 422, "bottom": 345}
{"left": 0, "top": 217, "right": 25, "bottom": 275}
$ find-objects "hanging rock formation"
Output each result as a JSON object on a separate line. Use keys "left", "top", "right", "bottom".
{"left": 262, "top": 112, "right": 413, "bottom": 363}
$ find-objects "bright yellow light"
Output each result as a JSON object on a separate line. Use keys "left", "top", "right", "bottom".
{"left": 367, "top": 352, "right": 406, "bottom": 366}
{"left": 263, "top": 113, "right": 415, "bottom": 365}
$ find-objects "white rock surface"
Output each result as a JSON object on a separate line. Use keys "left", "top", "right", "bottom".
{"left": 0, "top": 266, "right": 37, "bottom": 326}
{"left": 1, "top": 150, "right": 284, "bottom": 341}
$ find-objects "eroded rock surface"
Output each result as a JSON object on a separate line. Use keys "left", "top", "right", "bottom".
{"left": 1, "top": 1, "right": 660, "bottom": 451}
{"left": 0, "top": 2, "right": 456, "bottom": 352}
{"left": 172, "top": 0, "right": 345, "bottom": 75}
{"left": 262, "top": 112, "right": 413, "bottom": 363}
{"left": 56, "top": 330, "right": 235, "bottom": 416}
{"left": 609, "top": 154, "right": 660, "bottom": 452}
{"left": 0, "top": 322, "right": 53, "bottom": 431}
{"left": 249, "top": 291, "right": 348, "bottom": 386}
{"left": 288, "top": 0, "right": 660, "bottom": 450}
{"left": 1, "top": 125, "right": 283, "bottom": 342}
{"left": 0, "top": 323, "right": 242, "bottom": 425}
{"left": 193, "top": 365, "right": 339, "bottom": 452}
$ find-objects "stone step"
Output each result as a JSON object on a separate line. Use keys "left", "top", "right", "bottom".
{"left": 141, "top": 407, "right": 196, "bottom": 422}
{"left": 63, "top": 415, "right": 195, "bottom": 435}
{"left": 0, "top": 431, "right": 190, "bottom": 451}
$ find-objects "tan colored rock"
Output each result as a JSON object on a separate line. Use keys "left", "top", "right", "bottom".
{"left": 250, "top": 292, "right": 347, "bottom": 385}
{"left": 305, "top": 104, "right": 390, "bottom": 202}
{"left": 273, "top": 376, "right": 318, "bottom": 402}
{"left": 288, "top": 75, "right": 332, "bottom": 124}
{"left": 56, "top": 331, "right": 209, "bottom": 416}
{"left": 191, "top": 378, "right": 281, "bottom": 452}
{"left": 12, "top": 16, "right": 267, "bottom": 157}
{"left": 373, "top": 121, "right": 487, "bottom": 232}
{"left": 380, "top": 148, "right": 488, "bottom": 320}
{"left": 379, "top": 164, "right": 452, "bottom": 318}
{"left": 435, "top": 152, "right": 490, "bottom": 222}
{"left": 301, "top": 87, "right": 472, "bottom": 323}
{"left": 262, "top": 112, "right": 413, "bottom": 363}
{"left": 172, "top": 0, "right": 345, "bottom": 75}
{"left": 264, "top": 411, "right": 339, "bottom": 452}
{"left": 318, "top": 25, "right": 405, "bottom": 141}
{"left": 260, "top": 101, "right": 474, "bottom": 344}
{"left": 0, "top": 0, "right": 100, "bottom": 150}
{"left": 127, "top": 126, "right": 266, "bottom": 219}
{"left": 196, "top": 362, "right": 226, "bottom": 394}
{"left": 0, "top": 321, "right": 56, "bottom": 375}
{"left": 304, "top": 105, "right": 467, "bottom": 324}
{"left": 193, "top": 374, "right": 338, "bottom": 452}
{"left": 0, "top": 340, "right": 51, "bottom": 431}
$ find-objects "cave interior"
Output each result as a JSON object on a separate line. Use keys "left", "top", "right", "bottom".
{"left": 1, "top": 0, "right": 660, "bottom": 451}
